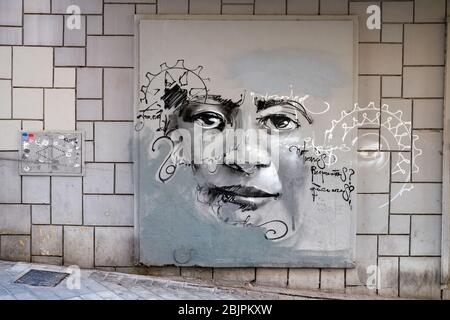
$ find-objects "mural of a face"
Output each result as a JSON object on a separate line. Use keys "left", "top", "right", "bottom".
{"left": 138, "top": 19, "right": 357, "bottom": 267}
{"left": 163, "top": 87, "right": 313, "bottom": 241}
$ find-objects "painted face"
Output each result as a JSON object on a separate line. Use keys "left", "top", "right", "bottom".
{"left": 171, "top": 92, "right": 314, "bottom": 241}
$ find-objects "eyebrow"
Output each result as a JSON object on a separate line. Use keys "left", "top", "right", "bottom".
{"left": 188, "top": 94, "right": 242, "bottom": 110}
{"left": 254, "top": 98, "right": 313, "bottom": 124}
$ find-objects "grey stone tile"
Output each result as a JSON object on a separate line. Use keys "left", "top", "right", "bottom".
{"left": 0, "top": 27, "right": 22, "bottom": 45}
{"left": 400, "top": 257, "right": 441, "bottom": 299}
{"left": 189, "top": 0, "right": 221, "bottom": 14}
{"left": 22, "top": 176, "right": 50, "bottom": 204}
{"left": 158, "top": 0, "right": 189, "bottom": 14}
{"left": 0, "top": 0, "right": 23, "bottom": 26}
{"left": 77, "top": 68, "right": 102, "bottom": 99}
{"left": 55, "top": 47, "right": 85, "bottom": 67}
{"left": 0, "top": 152, "right": 21, "bottom": 203}
{"left": 104, "top": 4, "right": 135, "bottom": 35}
{"left": 51, "top": 177, "right": 82, "bottom": 225}
{"left": 64, "top": 226, "right": 94, "bottom": 268}
{"left": 87, "top": 16, "right": 102, "bottom": 35}
{"left": 76, "top": 121, "right": 93, "bottom": 140}
{"left": 84, "top": 141, "right": 94, "bottom": 162}
{"left": 115, "top": 163, "right": 133, "bottom": 194}
{"left": 24, "top": 0, "right": 50, "bottom": 13}
{"left": 24, "top": 15, "right": 63, "bottom": 46}
{"left": 32, "top": 256, "right": 62, "bottom": 266}
{"left": 104, "top": 68, "right": 133, "bottom": 120}
{"left": 136, "top": 4, "right": 156, "bottom": 14}
{"left": 83, "top": 163, "right": 114, "bottom": 193}
{"left": 13, "top": 47, "right": 53, "bottom": 87}
{"left": 0, "top": 205, "right": 30, "bottom": 235}
{"left": 64, "top": 15, "right": 85, "bottom": 46}
{"left": 84, "top": 195, "right": 133, "bottom": 226}
{"left": 87, "top": 36, "right": 133, "bottom": 67}
{"left": 51, "top": 0, "right": 102, "bottom": 14}
{"left": 31, "top": 205, "right": 51, "bottom": 224}
{"left": 94, "top": 227, "right": 134, "bottom": 266}
{"left": 0, "top": 235, "right": 31, "bottom": 262}
{"left": 77, "top": 99, "right": 102, "bottom": 120}
{"left": 31, "top": 225, "right": 63, "bottom": 256}
{"left": 94, "top": 122, "right": 133, "bottom": 162}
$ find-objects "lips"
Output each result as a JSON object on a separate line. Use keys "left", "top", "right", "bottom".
{"left": 210, "top": 185, "right": 280, "bottom": 199}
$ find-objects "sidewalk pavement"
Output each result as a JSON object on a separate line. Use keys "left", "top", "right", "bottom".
{"left": 0, "top": 260, "right": 313, "bottom": 300}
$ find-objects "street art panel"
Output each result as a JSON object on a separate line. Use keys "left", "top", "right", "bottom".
{"left": 136, "top": 18, "right": 358, "bottom": 267}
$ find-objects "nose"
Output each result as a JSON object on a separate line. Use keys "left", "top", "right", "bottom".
{"left": 222, "top": 128, "right": 273, "bottom": 175}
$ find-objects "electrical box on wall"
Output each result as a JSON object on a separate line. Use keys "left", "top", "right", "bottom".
{"left": 19, "top": 131, "right": 84, "bottom": 176}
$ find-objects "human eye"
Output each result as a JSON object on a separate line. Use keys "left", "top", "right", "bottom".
{"left": 258, "top": 114, "right": 300, "bottom": 132}
{"left": 192, "top": 111, "right": 226, "bottom": 130}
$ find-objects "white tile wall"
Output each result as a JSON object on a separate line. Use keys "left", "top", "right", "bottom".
{"left": 0, "top": 0, "right": 446, "bottom": 299}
